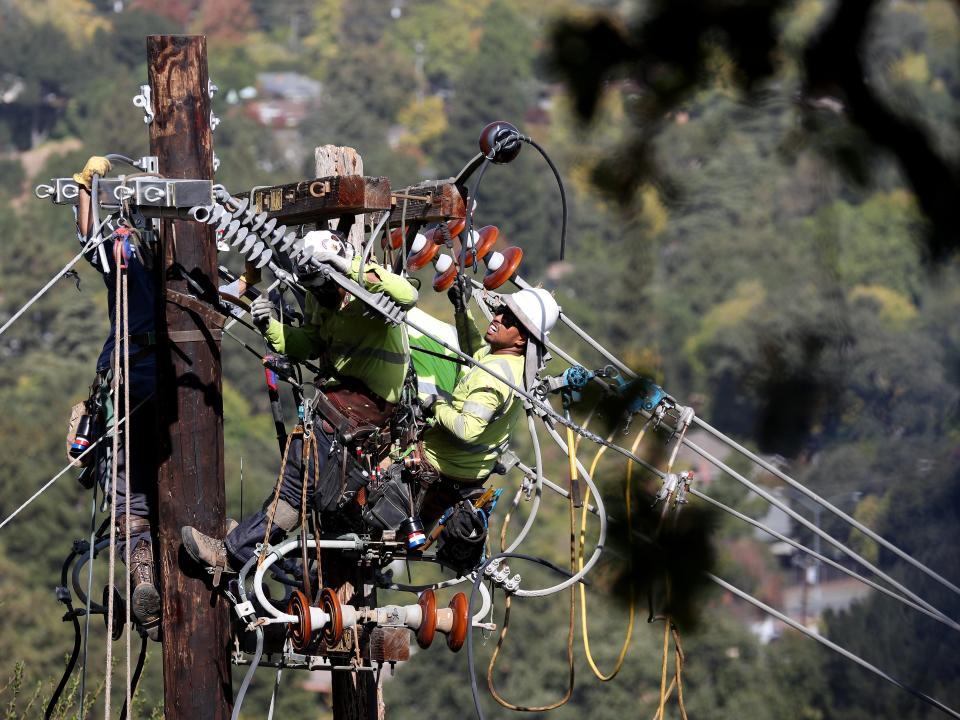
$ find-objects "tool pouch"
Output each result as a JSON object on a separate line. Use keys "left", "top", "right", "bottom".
{"left": 436, "top": 501, "right": 488, "bottom": 573}
{"left": 362, "top": 464, "right": 410, "bottom": 531}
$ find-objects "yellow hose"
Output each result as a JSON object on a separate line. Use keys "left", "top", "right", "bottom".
{"left": 577, "top": 422, "right": 650, "bottom": 681}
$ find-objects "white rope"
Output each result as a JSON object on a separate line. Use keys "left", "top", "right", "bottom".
{"left": 121, "top": 250, "right": 132, "bottom": 720}
{"left": 103, "top": 239, "right": 124, "bottom": 719}
{"left": 709, "top": 573, "right": 960, "bottom": 719}
{"left": 0, "top": 394, "right": 152, "bottom": 534}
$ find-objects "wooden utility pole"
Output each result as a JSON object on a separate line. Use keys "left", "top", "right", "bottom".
{"left": 315, "top": 145, "right": 385, "bottom": 720}
{"left": 148, "top": 35, "right": 233, "bottom": 719}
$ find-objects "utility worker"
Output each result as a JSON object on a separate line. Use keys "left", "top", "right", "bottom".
{"left": 73, "top": 156, "right": 160, "bottom": 638}
{"left": 181, "top": 230, "right": 419, "bottom": 575}
{"left": 417, "top": 283, "right": 559, "bottom": 526}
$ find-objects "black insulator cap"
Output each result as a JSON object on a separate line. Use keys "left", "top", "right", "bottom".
{"left": 478, "top": 121, "right": 522, "bottom": 164}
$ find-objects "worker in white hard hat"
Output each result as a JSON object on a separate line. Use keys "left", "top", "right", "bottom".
{"left": 417, "top": 282, "right": 559, "bottom": 526}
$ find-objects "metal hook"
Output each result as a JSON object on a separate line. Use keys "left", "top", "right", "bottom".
{"left": 132, "top": 84, "right": 154, "bottom": 125}
{"left": 34, "top": 184, "right": 54, "bottom": 199}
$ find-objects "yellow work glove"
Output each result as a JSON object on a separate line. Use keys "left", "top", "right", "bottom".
{"left": 72, "top": 156, "right": 112, "bottom": 190}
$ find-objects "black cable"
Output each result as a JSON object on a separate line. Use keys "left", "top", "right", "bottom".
{"left": 118, "top": 633, "right": 148, "bottom": 720}
{"left": 410, "top": 344, "right": 471, "bottom": 366}
{"left": 467, "top": 552, "right": 575, "bottom": 720}
{"left": 45, "top": 547, "right": 85, "bottom": 720}
{"left": 519, "top": 135, "right": 569, "bottom": 261}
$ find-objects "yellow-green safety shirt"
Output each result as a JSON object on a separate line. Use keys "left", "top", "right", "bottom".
{"left": 264, "top": 256, "right": 417, "bottom": 404}
{"left": 422, "top": 309, "right": 525, "bottom": 481}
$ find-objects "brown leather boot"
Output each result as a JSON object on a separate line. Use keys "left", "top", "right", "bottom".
{"left": 118, "top": 516, "right": 161, "bottom": 640}
{"left": 129, "top": 538, "right": 161, "bottom": 640}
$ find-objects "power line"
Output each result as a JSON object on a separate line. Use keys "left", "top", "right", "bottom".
{"left": 0, "top": 394, "right": 152, "bottom": 534}
{"left": 708, "top": 573, "right": 960, "bottom": 720}
{"left": 0, "top": 228, "right": 110, "bottom": 339}
{"left": 694, "top": 415, "right": 960, "bottom": 599}
{"left": 690, "top": 488, "right": 960, "bottom": 633}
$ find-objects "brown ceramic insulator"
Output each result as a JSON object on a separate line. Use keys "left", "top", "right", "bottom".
{"left": 383, "top": 227, "right": 405, "bottom": 251}
{"left": 446, "top": 592, "right": 469, "bottom": 652}
{"left": 320, "top": 587, "right": 344, "bottom": 647}
{"left": 416, "top": 589, "right": 438, "bottom": 649}
{"left": 407, "top": 239, "right": 441, "bottom": 270}
{"left": 432, "top": 263, "right": 459, "bottom": 292}
{"left": 287, "top": 590, "right": 312, "bottom": 652}
{"left": 446, "top": 217, "right": 466, "bottom": 238}
{"left": 464, "top": 225, "right": 499, "bottom": 267}
{"left": 483, "top": 246, "right": 523, "bottom": 290}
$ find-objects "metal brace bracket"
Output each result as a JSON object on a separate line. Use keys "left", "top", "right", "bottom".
{"left": 133, "top": 84, "right": 154, "bottom": 124}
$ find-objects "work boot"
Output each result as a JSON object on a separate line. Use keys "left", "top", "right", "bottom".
{"left": 181, "top": 525, "right": 235, "bottom": 586}
{"left": 129, "top": 538, "right": 161, "bottom": 641}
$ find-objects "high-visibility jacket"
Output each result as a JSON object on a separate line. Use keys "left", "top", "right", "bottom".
{"left": 408, "top": 307, "right": 461, "bottom": 402}
{"left": 264, "top": 257, "right": 417, "bottom": 404}
{"left": 422, "top": 309, "right": 525, "bottom": 481}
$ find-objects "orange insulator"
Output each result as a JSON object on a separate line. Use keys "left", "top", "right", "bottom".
{"left": 483, "top": 246, "right": 523, "bottom": 290}
{"left": 445, "top": 592, "right": 469, "bottom": 652}
{"left": 383, "top": 226, "right": 405, "bottom": 251}
{"left": 288, "top": 590, "right": 312, "bottom": 652}
{"left": 432, "top": 253, "right": 458, "bottom": 292}
{"left": 320, "top": 587, "right": 344, "bottom": 647}
{"left": 406, "top": 232, "right": 441, "bottom": 270}
{"left": 447, "top": 217, "right": 466, "bottom": 238}
{"left": 463, "top": 225, "right": 499, "bottom": 267}
{"left": 416, "top": 589, "right": 438, "bottom": 649}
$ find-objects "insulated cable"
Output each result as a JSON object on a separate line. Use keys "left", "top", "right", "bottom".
{"left": 517, "top": 135, "right": 568, "bottom": 261}
{"left": 577, "top": 423, "right": 650, "bottom": 681}
{"left": 709, "top": 573, "right": 960, "bottom": 720}
{"left": 467, "top": 552, "right": 577, "bottom": 720}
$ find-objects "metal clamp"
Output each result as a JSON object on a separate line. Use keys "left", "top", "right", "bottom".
{"left": 133, "top": 84, "right": 154, "bottom": 124}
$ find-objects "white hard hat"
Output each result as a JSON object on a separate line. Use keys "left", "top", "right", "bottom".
{"left": 302, "top": 229, "right": 350, "bottom": 258}
{"left": 502, "top": 288, "right": 559, "bottom": 345}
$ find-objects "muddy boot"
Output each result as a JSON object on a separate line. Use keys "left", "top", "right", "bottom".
{"left": 129, "top": 538, "right": 161, "bottom": 641}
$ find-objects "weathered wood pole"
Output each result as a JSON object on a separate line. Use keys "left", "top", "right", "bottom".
{"left": 148, "top": 35, "right": 233, "bottom": 720}
{"left": 315, "top": 145, "right": 386, "bottom": 720}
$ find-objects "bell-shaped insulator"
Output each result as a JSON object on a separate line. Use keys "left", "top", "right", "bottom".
{"left": 483, "top": 246, "right": 523, "bottom": 290}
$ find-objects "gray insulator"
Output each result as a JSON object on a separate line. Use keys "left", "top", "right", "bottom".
{"left": 223, "top": 220, "right": 242, "bottom": 244}
{"left": 248, "top": 212, "right": 268, "bottom": 233}
{"left": 232, "top": 226, "right": 251, "bottom": 248}
{"left": 270, "top": 225, "right": 288, "bottom": 245}
{"left": 206, "top": 204, "right": 229, "bottom": 225}
{"left": 230, "top": 197, "right": 250, "bottom": 217}
{"left": 278, "top": 233, "right": 298, "bottom": 253}
{"left": 262, "top": 217, "right": 277, "bottom": 236}
{"left": 288, "top": 239, "right": 306, "bottom": 262}
{"left": 214, "top": 212, "right": 233, "bottom": 235}
{"left": 240, "top": 233, "right": 257, "bottom": 254}
{"left": 254, "top": 247, "right": 272, "bottom": 269}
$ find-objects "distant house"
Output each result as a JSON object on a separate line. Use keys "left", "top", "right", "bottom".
{"left": 244, "top": 72, "right": 322, "bottom": 129}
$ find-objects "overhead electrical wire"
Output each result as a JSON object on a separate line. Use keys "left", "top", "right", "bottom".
{"left": 690, "top": 487, "right": 960, "bottom": 633}
{"left": 0, "top": 394, "right": 153, "bottom": 534}
{"left": 709, "top": 573, "right": 960, "bottom": 720}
